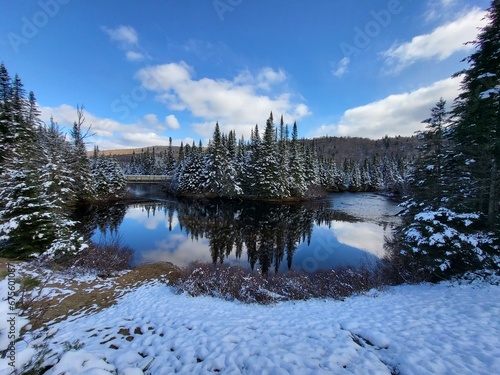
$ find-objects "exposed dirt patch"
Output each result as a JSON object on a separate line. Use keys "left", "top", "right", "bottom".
{"left": 0, "top": 258, "right": 181, "bottom": 330}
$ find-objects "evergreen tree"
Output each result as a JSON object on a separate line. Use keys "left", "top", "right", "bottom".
{"left": 288, "top": 122, "right": 307, "bottom": 196}
{"left": 349, "top": 163, "right": 362, "bottom": 192}
{"left": 0, "top": 70, "right": 83, "bottom": 258}
{"left": 203, "top": 122, "right": 241, "bottom": 197}
{"left": 38, "top": 117, "right": 77, "bottom": 206}
{"left": 392, "top": 97, "right": 498, "bottom": 279}
{"left": 370, "top": 155, "right": 385, "bottom": 191}
{"left": 69, "top": 105, "right": 93, "bottom": 202}
{"left": 166, "top": 137, "right": 176, "bottom": 174}
{"left": 0, "top": 64, "right": 12, "bottom": 167}
{"left": 451, "top": 0, "right": 500, "bottom": 227}
{"left": 89, "top": 148, "right": 126, "bottom": 199}
{"left": 276, "top": 115, "right": 290, "bottom": 196}
{"left": 257, "top": 113, "right": 281, "bottom": 197}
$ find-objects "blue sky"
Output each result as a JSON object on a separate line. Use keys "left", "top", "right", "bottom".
{"left": 0, "top": 0, "right": 491, "bottom": 149}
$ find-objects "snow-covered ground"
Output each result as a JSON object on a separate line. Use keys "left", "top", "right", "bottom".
{"left": 1, "top": 271, "right": 499, "bottom": 374}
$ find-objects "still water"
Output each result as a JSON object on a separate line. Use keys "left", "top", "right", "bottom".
{"left": 85, "top": 193, "right": 401, "bottom": 274}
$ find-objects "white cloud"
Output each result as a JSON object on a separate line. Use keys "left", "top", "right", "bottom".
{"left": 331, "top": 57, "right": 350, "bottom": 78}
{"left": 102, "top": 25, "right": 138, "bottom": 46}
{"left": 39, "top": 104, "right": 184, "bottom": 150}
{"left": 424, "top": 0, "right": 458, "bottom": 22}
{"left": 165, "top": 114, "right": 180, "bottom": 130}
{"left": 136, "top": 62, "right": 310, "bottom": 138}
{"left": 383, "top": 8, "right": 487, "bottom": 73}
{"left": 126, "top": 51, "right": 146, "bottom": 62}
{"left": 102, "top": 25, "right": 149, "bottom": 62}
{"left": 313, "top": 76, "right": 462, "bottom": 139}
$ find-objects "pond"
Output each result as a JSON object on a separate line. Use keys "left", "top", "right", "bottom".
{"left": 80, "top": 192, "right": 401, "bottom": 274}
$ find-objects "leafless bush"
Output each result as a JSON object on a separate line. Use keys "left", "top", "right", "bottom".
{"left": 174, "top": 263, "right": 278, "bottom": 304}
{"left": 173, "top": 262, "right": 388, "bottom": 304}
{"left": 68, "top": 235, "right": 133, "bottom": 277}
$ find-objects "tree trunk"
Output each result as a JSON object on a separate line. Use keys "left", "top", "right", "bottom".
{"left": 488, "top": 158, "right": 497, "bottom": 226}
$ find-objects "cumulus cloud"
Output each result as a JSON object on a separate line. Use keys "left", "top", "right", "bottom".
{"left": 313, "top": 76, "right": 462, "bottom": 139}
{"left": 39, "top": 104, "right": 186, "bottom": 150}
{"left": 136, "top": 62, "right": 310, "bottom": 138}
{"left": 165, "top": 114, "right": 181, "bottom": 130}
{"left": 383, "top": 8, "right": 487, "bottom": 73}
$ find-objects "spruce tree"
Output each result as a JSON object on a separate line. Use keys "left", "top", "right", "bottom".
{"left": 258, "top": 113, "right": 281, "bottom": 197}
{"left": 451, "top": 0, "right": 500, "bottom": 227}
{"left": 288, "top": 122, "right": 307, "bottom": 196}
{"left": 0, "top": 63, "right": 12, "bottom": 165}
{"left": 392, "top": 95, "right": 498, "bottom": 279}
{"left": 69, "top": 105, "right": 94, "bottom": 202}
{"left": 0, "top": 70, "right": 83, "bottom": 258}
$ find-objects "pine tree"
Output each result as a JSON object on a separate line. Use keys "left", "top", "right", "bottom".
{"left": 38, "top": 117, "right": 77, "bottom": 206}
{"left": 392, "top": 96, "right": 498, "bottom": 279}
{"left": 276, "top": 115, "right": 290, "bottom": 197}
{"left": 69, "top": 105, "right": 94, "bottom": 202}
{"left": 451, "top": 0, "right": 500, "bottom": 228}
{"left": 0, "top": 63, "right": 12, "bottom": 166}
{"left": 89, "top": 148, "right": 126, "bottom": 199}
{"left": 166, "top": 137, "right": 176, "bottom": 174}
{"left": 288, "top": 122, "right": 307, "bottom": 196}
{"left": 0, "top": 70, "right": 83, "bottom": 258}
{"left": 203, "top": 123, "right": 241, "bottom": 197}
{"left": 257, "top": 113, "right": 281, "bottom": 197}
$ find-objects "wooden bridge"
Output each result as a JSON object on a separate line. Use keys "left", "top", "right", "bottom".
{"left": 124, "top": 175, "right": 172, "bottom": 183}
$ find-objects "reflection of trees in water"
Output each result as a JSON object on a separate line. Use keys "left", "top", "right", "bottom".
{"left": 76, "top": 199, "right": 359, "bottom": 274}
{"left": 74, "top": 204, "right": 127, "bottom": 240}
{"left": 150, "top": 199, "right": 356, "bottom": 274}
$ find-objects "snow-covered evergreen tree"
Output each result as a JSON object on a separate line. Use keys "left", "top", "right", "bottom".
{"left": 392, "top": 96, "right": 499, "bottom": 280}
{"left": 288, "top": 122, "right": 307, "bottom": 196}
{"left": 203, "top": 123, "right": 241, "bottom": 197}
{"left": 69, "top": 105, "right": 94, "bottom": 202}
{"left": 257, "top": 113, "right": 281, "bottom": 197}
{"left": 90, "top": 147, "right": 126, "bottom": 200}
{"left": 451, "top": 0, "right": 500, "bottom": 229}
{"left": 0, "top": 70, "right": 84, "bottom": 259}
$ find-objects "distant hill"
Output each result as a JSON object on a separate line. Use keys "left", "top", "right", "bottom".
{"left": 88, "top": 145, "right": 180, "bottom": 163}
{"left": 306, "top": 135, "right": 421, "bottom": 164}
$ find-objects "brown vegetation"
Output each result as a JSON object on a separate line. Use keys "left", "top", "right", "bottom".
{"left": 173, "top": 261, "right": 391, "bottom": 304}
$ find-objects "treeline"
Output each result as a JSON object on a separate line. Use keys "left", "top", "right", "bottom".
{"left": 0, "top": 63, "right": 126, "bottom": 259}
{"left": 308, "top": 135, "right": 421, "bottom": 165}
{"left": 124, "top": 115, "right": 412, "bottom": 199}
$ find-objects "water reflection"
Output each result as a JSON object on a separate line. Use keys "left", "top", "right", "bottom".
{"left": 80, "top": 194, "right": 399, "bottom": 274}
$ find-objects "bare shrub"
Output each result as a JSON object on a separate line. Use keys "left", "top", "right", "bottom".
{"left": 68, "top": 235, "right": 133, "bottom": 277}
{"left": 175, "top": 262, "right": 278, "bottom": 304}
{"left": 174, "top": 262, "right": 387, "bottom": 304}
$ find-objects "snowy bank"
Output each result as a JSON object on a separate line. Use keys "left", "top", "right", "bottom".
{"left": 1, "top": 273, "right": 499, "bottom": 374}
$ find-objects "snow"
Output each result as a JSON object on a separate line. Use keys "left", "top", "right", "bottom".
{"left": 1, "top": 274, "right": 498, "bottom": 375}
